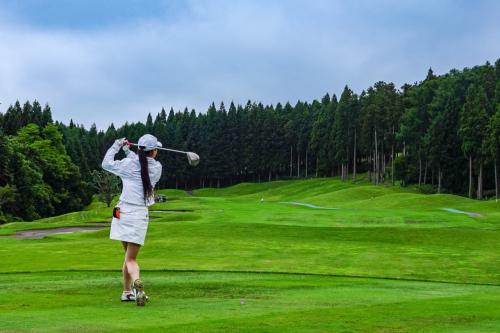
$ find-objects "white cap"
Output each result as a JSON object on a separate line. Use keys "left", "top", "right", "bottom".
{"left": 138, "top": 134, "right": 162, "bottom": 151}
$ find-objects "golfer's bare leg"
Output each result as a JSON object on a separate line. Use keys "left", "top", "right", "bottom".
{"left": 125, "top": 242, "right": 141, "bottom": 282}
{"left": 121, "top": 241, "right": 132, "bottom": 291}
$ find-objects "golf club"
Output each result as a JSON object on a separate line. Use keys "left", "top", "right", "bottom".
{"left": 127, "top": 142, "right": 200, "bottom": 166}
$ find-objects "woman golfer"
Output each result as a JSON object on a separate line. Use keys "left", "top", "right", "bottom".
{"left": 102, "top": 134, "right": 162, "bottom": 306}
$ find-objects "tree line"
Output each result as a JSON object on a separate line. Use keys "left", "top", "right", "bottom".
{"left": 1, "top": 59, "right": 499, "bottom": 221}
{"left": 0, "top": 102, "right": 90, "bottom": 222}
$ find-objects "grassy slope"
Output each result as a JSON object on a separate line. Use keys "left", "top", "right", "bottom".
{"left": 1, "top": 178, "right": 499, "bottom": 332}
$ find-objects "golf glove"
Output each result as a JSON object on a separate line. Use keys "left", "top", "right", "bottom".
{"left": 114, "top": 137, "right": 127, "bottom": 148}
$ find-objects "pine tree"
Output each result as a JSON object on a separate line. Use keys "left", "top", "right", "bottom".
{"left": 146, "top": 113, "right": 153, "bottom": 132}
{"left": 21, "top": 101, "right": 32, "bottom": 126}
{"left": 334, "top": 86, "right": 353, "bottom": 180}
{"left": 310, "top": 94, "right": 334, "bottom": 176}
{"left": 487, "top": 106, "right": 500, "bottom": 202}
{"left": 459, "top": 84, "right": 490, "bottom": 198}
{"left": 41, "top": 103, "right": 53, "bottom": 126}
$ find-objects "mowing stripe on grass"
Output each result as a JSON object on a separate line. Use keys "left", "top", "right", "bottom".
{"left": 1, "top": 268, "right": 499, "bottom": 287}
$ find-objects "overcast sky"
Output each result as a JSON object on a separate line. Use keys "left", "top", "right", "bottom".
{"left": 0, "top": 0, "right": 499, "bottom": 129}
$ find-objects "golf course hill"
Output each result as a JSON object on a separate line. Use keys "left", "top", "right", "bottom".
{"left": 1, "top": 177, "right": 499, "bottom": 332}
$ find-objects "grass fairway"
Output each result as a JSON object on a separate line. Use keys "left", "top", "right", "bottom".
{"left": 1, "top": 178, "right": 500, "bottom": 332}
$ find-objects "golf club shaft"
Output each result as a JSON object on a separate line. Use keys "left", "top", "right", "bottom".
{"left": 128, "top": 142, "right": 188, "bottom": 155}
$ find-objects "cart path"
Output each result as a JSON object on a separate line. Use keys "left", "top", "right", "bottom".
{"left": 280, "top": 201, "right": 339, "bottom": 210}
{"left": 3, "top": 226, "right": 107, "bottom": 239}
{"left": 441, "top": 208, "right": 482, "bottom": 217}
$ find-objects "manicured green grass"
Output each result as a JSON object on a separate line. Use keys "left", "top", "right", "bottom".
{"left": 1, "top": 271, "right": 499, "bottom": 333}
{"left": 1, "top": 177, "right": 499, "bottom": 332}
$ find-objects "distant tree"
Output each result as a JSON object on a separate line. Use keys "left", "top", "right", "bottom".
{"left": 487, "top": 106, "right": 500, "bottom": 202}
{"left": 334, "top": 86, "right": 354, "bottom": 180}
{"left": 495, "top": 58, "right": 500, "bottom": 80}
{"left": 146, "top": 113, "right": 153, "bottom": 132}
{"left": 3, "top": 101, "right": 22, "bottom": 135}
{"left": 362, "top": 82, "right": 400, "bottom": 184}
{"left": 91, "top": 170, "right": 120, "bottom": 207}
{"left": 310, "top": 94, "right": 336, "bottom": 176}
{"left": 31, "top": 101, "right": 42, "bottom": 125}
{"left": 41, "top": 103, "right": 53, "bottom": 126}
{"left": 0, "top": 185, "right": 16, "bottom": 223}
{"left": 459, "top": 84, "right": 490, "bottom": 198}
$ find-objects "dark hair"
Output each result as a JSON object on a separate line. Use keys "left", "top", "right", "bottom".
{"left": 138, "top": 147, "right": 154, "bottom": 202}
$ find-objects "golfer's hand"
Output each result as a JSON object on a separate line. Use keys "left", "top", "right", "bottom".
{"left": 122, "top": 142, "right": 131, "bottom": 155}
{"left": 115, "top": 137, "right": 127, "bottom": 147}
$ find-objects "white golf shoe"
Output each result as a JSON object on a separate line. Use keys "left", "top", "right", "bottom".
{"left": 121, "top": 291, "right": 136, "bottom": 302}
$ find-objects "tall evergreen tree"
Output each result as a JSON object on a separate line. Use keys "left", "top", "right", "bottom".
{"left": 459, "top": 84, "right": 490, "bottom": 198}
{"left": 487, "top": 106, "right": 500, "bottom": 202}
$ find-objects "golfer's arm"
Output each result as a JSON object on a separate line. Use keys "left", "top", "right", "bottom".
{"left": 151, "top": 164, "right": 162, "bottom": 186}
{"left": 101, "top": 144, "right": 127, "bottom": 177}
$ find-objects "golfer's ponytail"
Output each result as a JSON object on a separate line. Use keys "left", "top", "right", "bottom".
{"left": 138, "top": 147, "right": 153, "bottom": 203}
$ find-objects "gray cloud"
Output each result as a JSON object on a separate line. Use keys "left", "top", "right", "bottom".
{"left": 0, "top": 0, "right": 499, "bottom": 129}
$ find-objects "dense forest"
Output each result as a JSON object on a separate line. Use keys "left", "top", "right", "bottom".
{"left": 1, "top": 59, "right": 499, "bottom": 222}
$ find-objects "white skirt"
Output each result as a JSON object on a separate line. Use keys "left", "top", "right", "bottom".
{"left": 110, "top": 201, "right": 149, "bottom": 245}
